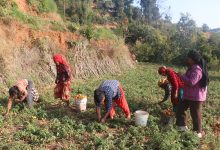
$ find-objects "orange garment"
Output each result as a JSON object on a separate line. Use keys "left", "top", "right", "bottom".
{"left": 106, "top": 85, "right": 130, "bottom": 119}
{"left": 54, "top": 80, "right": 71, "bottom": 100}
{"left": 53, "top": 54, "right": 72, "bottom": 101}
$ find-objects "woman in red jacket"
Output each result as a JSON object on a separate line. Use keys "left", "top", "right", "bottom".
{"left": 158, "top": 66, "right": 184, "bottom": 112}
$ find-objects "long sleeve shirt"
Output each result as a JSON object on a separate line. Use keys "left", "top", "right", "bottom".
{"left": 180, "top": 64, "right": 207, "bottom": 101}
{"left": 95, "top": 80, "right": 121, "bottom": 112}
{"left": 166, "top": 69, "right": 184, "bottom": 94}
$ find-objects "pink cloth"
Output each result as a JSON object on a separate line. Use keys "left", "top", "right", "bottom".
{"left": 181, "top": 65, "right": 207, "bottom": 101}
{"left": 15, "top": 79, "right": 28, "bottom": 93}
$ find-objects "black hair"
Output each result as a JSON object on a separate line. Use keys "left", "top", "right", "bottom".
{"left": 187, "top": 50, "right": 209, "bottom": 87}
{"left": 9, "top": 86, "right": 19, "bottom": 98}
{"left": 94, "top": 89, "right": 105, "bottom": 105}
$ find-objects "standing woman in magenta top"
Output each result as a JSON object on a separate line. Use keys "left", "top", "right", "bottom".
{"left": 176, "top": 50, "right": 209, "bottom": 138}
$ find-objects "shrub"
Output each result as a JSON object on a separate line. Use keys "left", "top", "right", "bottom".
{"left": 27, "top": 0, "right": 57, "bottom": 13}
{"left": 94, "top": 28, "right": 118, "bottom": 41}
{"left": 50, "top": 21, "right": 66, "bottom": 31}
{"left": 80, "top": 26, "right": 95, "bottom": 41}
{"left": 68, "top": 22, "right": 80, "bottom": 32}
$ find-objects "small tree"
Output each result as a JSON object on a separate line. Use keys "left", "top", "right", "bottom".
{"left": 202, "top": 24, "right": 210, "bottom": 32}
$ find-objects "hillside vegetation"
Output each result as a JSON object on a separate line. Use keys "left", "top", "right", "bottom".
{"left": 0, "top": 0, "right": 134, "bottom": 89}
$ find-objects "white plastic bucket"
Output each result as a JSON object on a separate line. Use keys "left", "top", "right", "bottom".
{"left": 135, "top": 110, "right": 149, "bottom": 126}
{"left": 75, "top": 97, "right": 87, "bottom": 112}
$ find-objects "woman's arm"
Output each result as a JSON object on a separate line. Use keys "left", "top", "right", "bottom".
{"left": 168, "top": 71, "right": 179, "bottom": 98}
{"left": 101, "top": 89, "right": 113, "bottom": 123}
{"left": 101, "top": 111, "right": 110, "bottom": 123}
{"left": 181, "top": 68, "right": 202, "bottom": 87}
{"left": 96, "top": 107, "right": 102, "bottom": 121}
{"left": 5, "top": 96, "right": 13, "bottom": 115}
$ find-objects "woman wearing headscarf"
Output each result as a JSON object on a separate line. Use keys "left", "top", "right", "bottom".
{"left": 53, "top": 54, "right": 72, "bottom": 106}
{"left": 176, "top": 50, "right": 209, "bottom": 138}
{"left": 158, "top": 66, "right": 184, "bottom": 112}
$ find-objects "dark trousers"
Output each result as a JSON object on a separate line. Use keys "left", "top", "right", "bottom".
{"left": 176, "top": 100, "right": 203, "bottom": 133}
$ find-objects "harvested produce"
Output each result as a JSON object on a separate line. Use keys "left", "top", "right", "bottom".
{"left": 74, "top": 94, "right": 87, "bottom": 100}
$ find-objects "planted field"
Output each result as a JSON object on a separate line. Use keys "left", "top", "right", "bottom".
{"left": 0, "top": 63, "right": 219, "bottom": 149}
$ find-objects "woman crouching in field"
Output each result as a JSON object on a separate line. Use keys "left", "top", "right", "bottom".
{"left": 4, "top": 79, "right": 39, "bottom": 116}
{"left": 94, "top": 80, "right": 131, "bottom": 123}
{"left": 176, "top": 50, "right": 209, "bottom": 138}
{"left": 53, "top": 54, "right": 72, "bottom": 107}
{"left": 158, "top": 66, "right": 184, "bottom": 112}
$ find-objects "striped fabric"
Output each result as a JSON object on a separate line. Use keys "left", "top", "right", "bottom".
{"left": 31, "top": 88, "right": 39, "bottom": 102}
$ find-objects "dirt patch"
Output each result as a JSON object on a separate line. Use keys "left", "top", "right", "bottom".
{"left": 211, "top": 116, "right": 220, "bottom": 136}
{"left": 37, "top": 119, "right": 50, "bottom": 127}
{"left": 14, "top": 0, "right": 30, "bottom": 13}
{"left": 212, "top": 123, "right": 220, "bottom": 136}
{"left": 14, "top": 0, "right": 63, "bottom": 22}
{"left": 0, "top": 20, "right": 82, "bottom": 50}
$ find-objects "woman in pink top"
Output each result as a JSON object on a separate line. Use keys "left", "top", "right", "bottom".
{"left": 176, "top": 50, "right": 209, "bottom": 138}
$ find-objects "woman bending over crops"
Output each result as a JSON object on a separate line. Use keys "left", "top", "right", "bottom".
{"left": 94, "top": 80, "right": 131, "bottom": 123}
{"left": 53, "top": 54, "right": 72, "bottom": 107}
{"left": 158, "top": 66, "right": 184, "bottom": 112}
{"left": 176, "top": 50, "right": 209, "bottom": 138}
{"left": 4, "top": 79, "right": 39, "bottom": 115}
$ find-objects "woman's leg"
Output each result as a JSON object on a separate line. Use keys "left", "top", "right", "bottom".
{"left": 54, "top": 83, "right": 62, "bottom": 99}
{"left": 27, "top": 80, "right": 34, "bottom": 107}
{"left": 115, "top": 85, "right": 130, "bottom": 119}
{"left": 176, "top": 100, "right": 190, "bottom": 127}
{"left": 109, "top": 103, "right": 116, "bottom": 119}
{"left": 189, "top": 101, "right": 203, "bottom": 133}
{"left": 62, "top": 81, "right": 71, "bottom": 106}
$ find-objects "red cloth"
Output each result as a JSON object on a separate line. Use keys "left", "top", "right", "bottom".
{"left": 106, "top": 85, "right": 130, "bottom": 119}
{"left": 53, "top": 54, "right": 72, "bottom": 100}
{"left": 158, "top": 66, "right": 166, "bottom": 75}
{"left": 53, "top": 54, "right": 69, "bottom": 67}
{"left": 166, "top": 68, "right": 184, "bottom": 104}
{"left": 54, "top": 81, "right": 71, "bottom": 100}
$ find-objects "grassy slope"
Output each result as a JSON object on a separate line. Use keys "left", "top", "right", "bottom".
{"left": 0, "top": 63, "right": 219, "bottom": 149}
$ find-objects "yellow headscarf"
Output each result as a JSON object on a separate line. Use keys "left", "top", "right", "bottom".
{"left": 158, "top": 78, "right": 169, "bottom": 87}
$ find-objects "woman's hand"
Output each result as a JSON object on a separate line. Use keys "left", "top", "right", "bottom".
{"left": 100, "top": 118, "right": 106, "bottom": 123}
{"left": 158, "top": 101, "right": 163, "bottom": 105}
{"left": 55, "top": 79, "right": 58, "bottom": 84}
{"left": 15, "top": 99, "right": 22, "bottom": 103}
{"left": 174, "top": 91, "right": 178, "bottom": 99}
